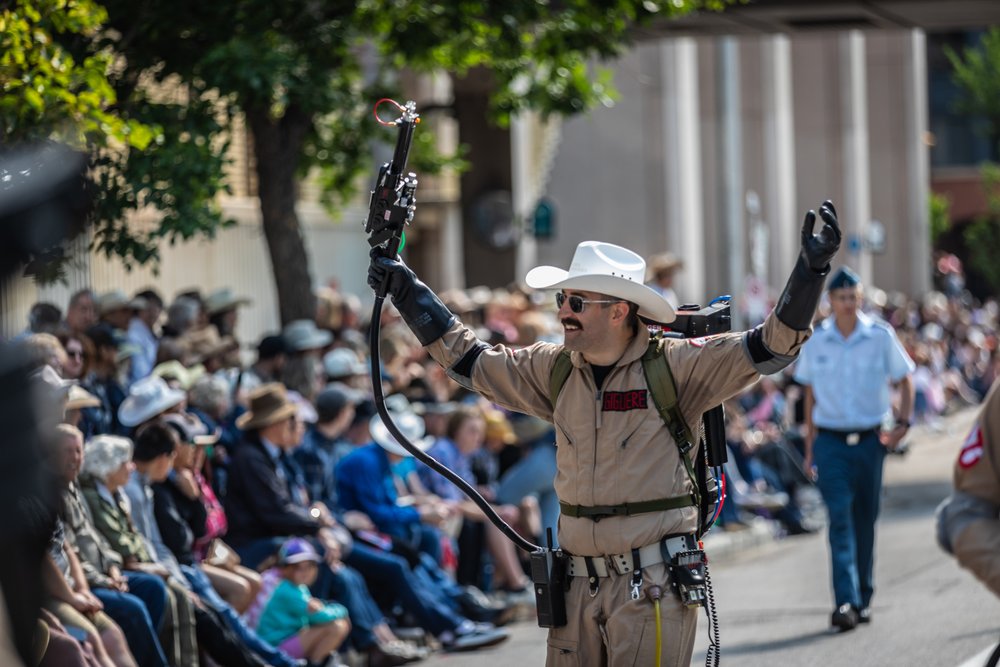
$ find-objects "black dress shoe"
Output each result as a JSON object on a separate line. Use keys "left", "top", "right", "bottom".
{"left": 455, "top": 586, "right": 509, "bottom": 623}
{"left": 858, "top": 607, "right": 871, "bottom": 624}
{"left": 831, "top": 604, "right": 859, "bottom": 632}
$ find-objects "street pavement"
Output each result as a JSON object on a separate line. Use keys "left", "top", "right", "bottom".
{"left": 419, "top": 407, "right": 1000, "bottom": 667}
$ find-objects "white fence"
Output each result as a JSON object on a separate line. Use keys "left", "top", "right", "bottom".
{"left": 1, "top": 196, "right": 371, "bottom": 347}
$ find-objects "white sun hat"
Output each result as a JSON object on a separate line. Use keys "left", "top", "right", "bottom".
{"left": 525, "top": 241, "right": 676, "bottom": 324}
{"left": 369, "top": 403, "right": 433, "bottom": 458}
{"left": 118, "top": 375, "right": 187, "bottom": 428}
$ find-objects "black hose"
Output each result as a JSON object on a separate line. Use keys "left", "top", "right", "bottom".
{"left": 368, "top": 294, "right": 540, "bottom": 554}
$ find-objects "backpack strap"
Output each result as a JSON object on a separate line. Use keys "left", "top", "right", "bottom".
{"left": 549, "top": 349, "right": 573, "bottom": 409}
{"left": 641, "top": 337, "right": 702, "bottom": 513}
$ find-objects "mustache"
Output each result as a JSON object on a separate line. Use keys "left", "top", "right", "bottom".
{"left": 561, "top": 318, "right": 582, "bottom": 328}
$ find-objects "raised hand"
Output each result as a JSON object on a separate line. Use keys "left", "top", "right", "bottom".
{"left": 800, "top": 200, "right": 842, "bottom": 271}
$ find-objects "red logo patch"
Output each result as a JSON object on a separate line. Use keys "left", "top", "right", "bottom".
{"left": 958, "top": 423, "right": 984, "bottom": 469}
{"left": 602, "top": 390, "right": 648, "bottom": 412}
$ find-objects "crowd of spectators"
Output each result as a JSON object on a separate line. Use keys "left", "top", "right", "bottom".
{"left": 15, "top": 249, "right": 997, "bottom": 666}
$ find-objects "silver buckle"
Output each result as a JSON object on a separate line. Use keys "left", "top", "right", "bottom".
{"left": 846, "top": 433, "right": 860, "bottom": 446}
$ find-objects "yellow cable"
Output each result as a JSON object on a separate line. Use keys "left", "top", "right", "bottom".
{"left": 654, "top": 598, "right": 662, "bottom": 667}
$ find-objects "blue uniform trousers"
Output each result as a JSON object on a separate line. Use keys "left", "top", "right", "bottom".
{"left": 813, "top": 429, "right": 886, "bottom": 609}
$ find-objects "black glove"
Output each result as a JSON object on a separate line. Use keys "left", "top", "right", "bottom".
{"left": 368, "top": 250, "right": 455, "bottom": 345}
{"left": 800, "top": 200, "right": 841, "bottom": 272}
{"left": 775, "top": 200, "right": 842, "bottom": 330}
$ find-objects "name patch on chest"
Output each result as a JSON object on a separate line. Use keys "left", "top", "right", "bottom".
{"left": 602, "top": 390, "right": 648, "bottom": 412}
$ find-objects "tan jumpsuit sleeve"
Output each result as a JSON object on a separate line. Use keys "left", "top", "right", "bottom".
{"left": 425, "top": 320, "right": 561, "bottom": 421}
{"left": 951, "top": 382, "right": 1000, "bottom": 597}
{"left": 667, "top": 310, "right": 812, "bottom": 424}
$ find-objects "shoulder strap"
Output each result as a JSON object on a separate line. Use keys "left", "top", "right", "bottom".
{"left": 549, "top": 349, "right": 573, "bottom": 408}
{"left": 641, "top": 337, "right": 703, "bottom": 516}
{"left": 641, "top": 338, "right": 697, "bottom": 450}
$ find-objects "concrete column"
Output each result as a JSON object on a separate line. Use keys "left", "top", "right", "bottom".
{"left": 903, "top": 29, "right": 932, "bottom": 296}
{"left": 660, "top": 37, "right": 705, "bottom": 304}
{"left": 718, "top": 36, "right": 746, "bottom": 326}
{"left": 512, "top": 114, "right": 538, "bottom": 283}
{"left": 840, "top": 30, "right": 873, "bottom": 282}
{"left": 440, "top": 202, "right": 465, "bottom": 290}
{"left": 761, "top": 34, "right": 798, "bottom": 289}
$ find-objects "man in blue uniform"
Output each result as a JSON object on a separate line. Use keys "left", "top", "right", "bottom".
{"left": 794, "top": 266, "right": 915, "bottom": 631}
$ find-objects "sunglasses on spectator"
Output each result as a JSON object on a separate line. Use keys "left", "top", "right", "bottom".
{"left": 66, "top": 349, "right": 83, "bottom": 359}
{"left": 556, "top": 292, "right": 622, "bottom": 314}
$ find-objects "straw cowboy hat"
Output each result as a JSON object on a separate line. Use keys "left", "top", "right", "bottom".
{"left": 96, "top": 289, "right": 146, "bottom": 316}
{"left": 180, "top": 327, "right": 238, "bottom": 365}
{"left": 525, "top": 241, "right": 676, "bottom": 323}
{"left": 646, "top": 252, "right": 684, "bottom": 281}
{"left": 118, "top": 375, "right": 186, "bottom": 428}
{"left": 369, "top": 397, "right": 433, "bottom": 458}
{"left": 66, "top": 384, "right": 101, "bottom": 411}
{"left": 236, "top": 383, "right": 298, "bottom": 430}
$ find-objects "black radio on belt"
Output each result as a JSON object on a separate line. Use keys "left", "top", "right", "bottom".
{"left": 530, "top": 529, "right": 568, "bottom": 627}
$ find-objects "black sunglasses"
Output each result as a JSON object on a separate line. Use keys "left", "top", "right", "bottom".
{"left": 556, "top": 292, "right": 622, "bottom": 314}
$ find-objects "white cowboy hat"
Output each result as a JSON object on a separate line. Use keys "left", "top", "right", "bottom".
{"left": 118, "top": 375, "right": 187, "bottom": 428}
{"left": 205, "top": 288, "right": 251, "bottom": 316}
{"left": 370, "top": 408, "right": 433, "bottom": 458}
{"left": 282, "top": 319, "right": 333, "bottom": 353}
{"left": 525, "top": 241, "right": 676, "bottom": 324}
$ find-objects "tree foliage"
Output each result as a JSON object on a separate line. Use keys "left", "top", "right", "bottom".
{"left": 948, "top": 28, "right": 1000, "bottom": 294}
{"left": 7, "top": 0, "right": 724, "bottom": 312}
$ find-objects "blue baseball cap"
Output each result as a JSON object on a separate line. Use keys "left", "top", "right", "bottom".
{"left": 278, "top": 538, "right": 321, "bottom": 565}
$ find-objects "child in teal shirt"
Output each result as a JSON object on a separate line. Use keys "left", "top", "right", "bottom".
{"left": 256, "top": 539, "right": 350, "bottom": 666}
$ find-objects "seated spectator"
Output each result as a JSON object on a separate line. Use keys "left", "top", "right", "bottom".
{"left": 26, "top": 302, "right": 63, "bottom": 337}
{"left": 117, "top": 375, "right": 186, "bottom": 435}
{"left": 205, "top": 288, "right": 251, "bottom": 339}
{"left": 65, "top": 289, "right": 97, "bottom": 337}
{"left": 43, "top": 428, "right": 136, "bottom": 667}
{"left": 127, "top": 422, "right": 290, "bottom": 667}
{"left": 56, "top": 425, "right": 170, "bottom": 667}
{"left": 186, "top": 374, "right": 238, "bottom": 498}
{"left": 57, "top": 330, "right": 91, "bottom": 381}
{"left": 82, "top": 325, "right": 135, "bottom": 436}
{"left": 256, "top": 539, "right": 350, "bottom": 667}
{"left": 241, "top": 334, "right": 288, "bottom": 395}
{"left": 97, "top": 291, "right": 145, "bottom": 334}
{"left": 227, "top": 383, "right": 502, "bottom": 661}
{"left": 419, "top": 406, "right": 532, "bottom": 596}
{"left": 127, "top": 290, "right": 163, "bottom": 386}
{"left": 335, "top": 403, "right": 513, "bottom": 625}
{"left": 159, "top": 413, "right": 262, "bottom": 615}
{"left": 293, "top": 383, "right": 360, "bottom": 510}
{"left": 24, "top": 333, "right": 68, "bottom": 373}
{"left": 80, "top": 434, "right": 244, "bottom": 667}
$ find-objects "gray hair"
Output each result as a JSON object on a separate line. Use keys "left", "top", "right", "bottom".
{"left": 82, "top": 435, "right": 133, "bottom": 480}
{"left": 188, "top": 374, "right": 231, "bottom": 417}
{"left": 166, "top": 297, "right": 200, "bottom": 335}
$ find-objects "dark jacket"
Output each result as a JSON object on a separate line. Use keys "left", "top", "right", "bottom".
{"left": 223, "top": 434, "right": 321, "bottom": 546}
{"left": 152, "top": 477, "right": 206, "bottom": 566}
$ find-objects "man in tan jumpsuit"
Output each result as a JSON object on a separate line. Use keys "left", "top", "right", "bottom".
{"left": 369, "top": 202, "right": 841, "bottom": 666}
{"left": 938, "top": 380, "right": 1000, "bottom": 597}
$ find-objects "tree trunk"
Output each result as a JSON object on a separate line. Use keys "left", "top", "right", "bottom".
{"left": 247, "top": 105, "right": 316, "bottom": 326}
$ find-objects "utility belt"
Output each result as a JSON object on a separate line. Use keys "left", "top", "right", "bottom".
{"left": 558, "top": 533, "right": 707, "bottom": 609}
{"left": 818, "top": 425, "right": 880, "bottom": 446}
{"left": 566, "top": 534, "right": 696, "bottom": 578}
